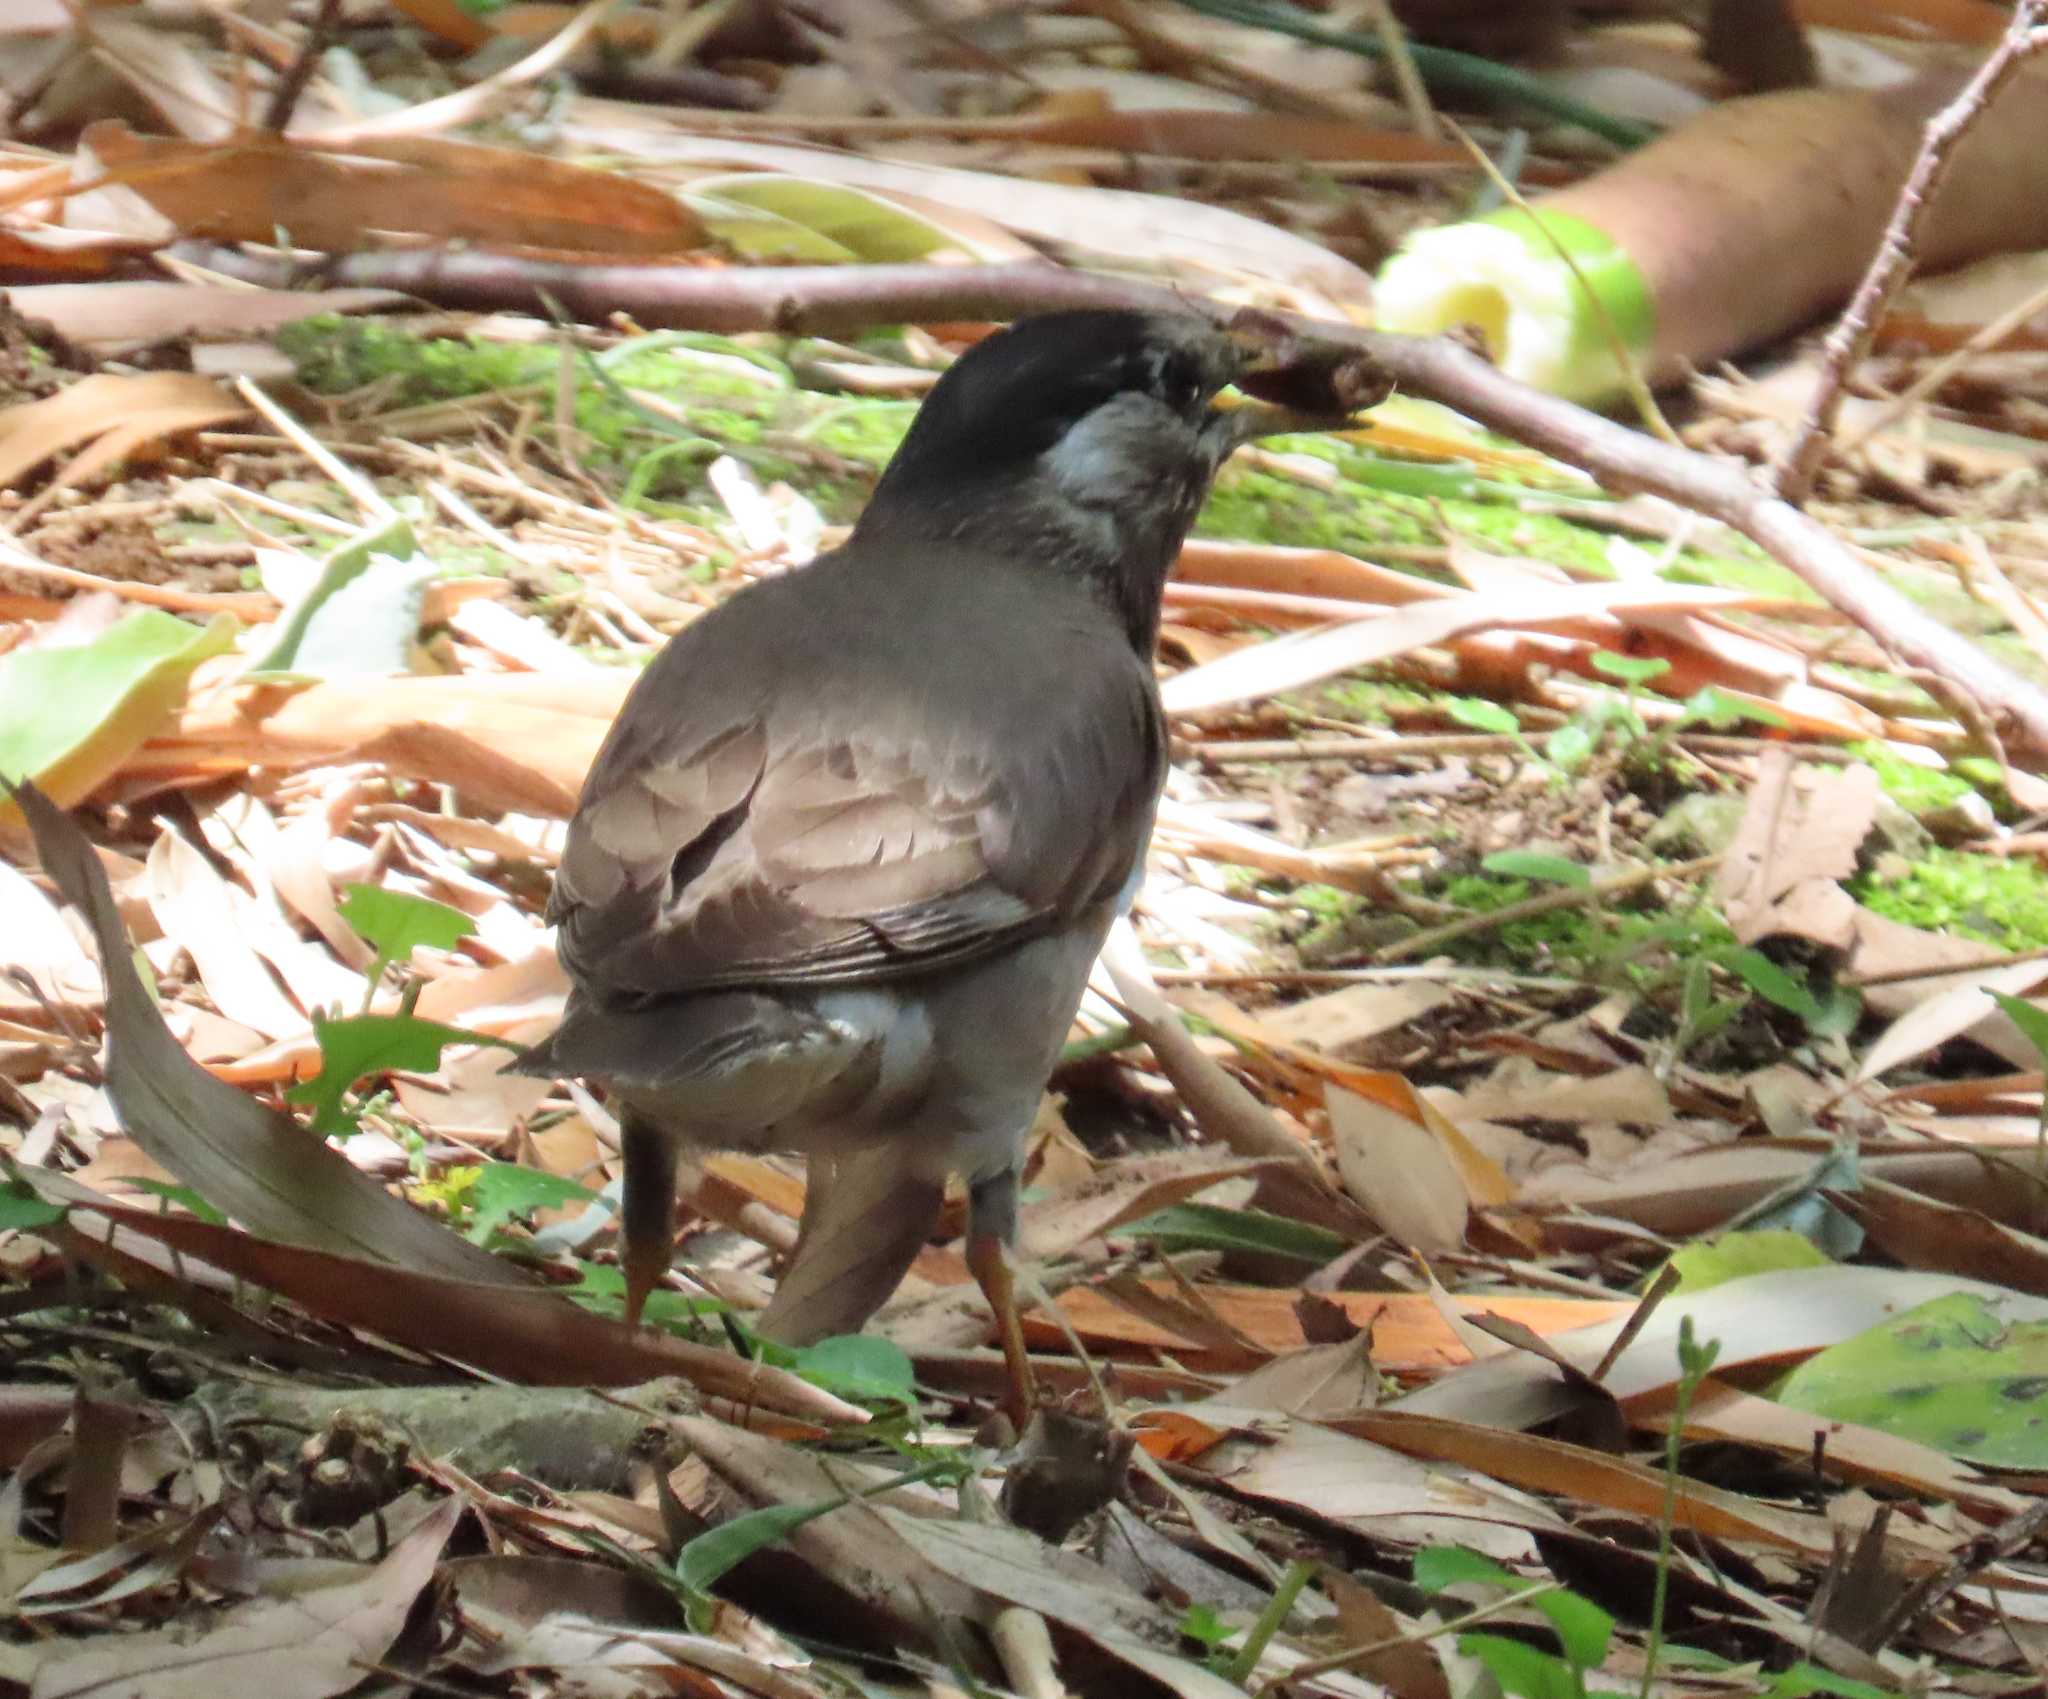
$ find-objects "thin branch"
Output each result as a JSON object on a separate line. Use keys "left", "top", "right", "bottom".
{"left": 1773, "top": 3, "right": 2048, "bottom": 502}
{"left": 260, "top": 0, "right": 343, "bottom": 134}
{"left": 183, "top": 246, "right": 2048, "bottom": 760}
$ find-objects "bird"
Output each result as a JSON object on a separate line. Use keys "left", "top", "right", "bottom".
{"left": 516, "top": 307, "right": 1347, "bottom": 1422}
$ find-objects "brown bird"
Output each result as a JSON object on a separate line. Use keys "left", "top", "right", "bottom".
{"left": 516, "top": 309, "right": 1341, "bottom": 1420}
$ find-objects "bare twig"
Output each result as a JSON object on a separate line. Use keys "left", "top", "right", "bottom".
{"left": 1868, "top": 1494, "right": 2048, "bottom": 1648}
{"left": 1774, "top": 3, "right": 2048, "bottom": 501}
{"left": 260, "top": 0, "right": 342, "bottom": 133}
{"left": 182, "top": 248, "right": 2048, "bottom": 759}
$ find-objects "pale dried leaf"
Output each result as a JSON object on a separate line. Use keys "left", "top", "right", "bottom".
{"left": 31, "top": 1495, "right": 458, "bottom": 1699}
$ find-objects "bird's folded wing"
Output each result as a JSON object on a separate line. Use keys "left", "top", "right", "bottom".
{"left": 549, "top": 672, "right": 1157, "bottom": 1000}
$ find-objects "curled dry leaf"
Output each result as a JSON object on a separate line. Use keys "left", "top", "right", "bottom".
{"left": 1714, "top": 749, "right": 1881, "bottom": 947}
{"left": 63, "top": 1201, "right": 862, "bottom": 1423}
{"left": 0, "top": 372, "right": 246, "bottom": 512}
{"left": 0, "top": 284, "right": 402, "bottom": 356}
{"left": 29, "top": 1495, "right": 459, "bottom": 1699}
{"left": 76, "top": 121, "right": 706, "bottom": 256}
{"left": 1326, "top": 1081, "right": 1471, "bottom": 1253}
{"left": 13, "top": 779, "right": 524, "bottom": 1281}
{"left": 1159, "top": 579, "right": 1774, "bottom": 716}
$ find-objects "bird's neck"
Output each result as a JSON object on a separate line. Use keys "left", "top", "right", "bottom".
{"left": 854, "top": 469, "right": 1198, "bottom": 657}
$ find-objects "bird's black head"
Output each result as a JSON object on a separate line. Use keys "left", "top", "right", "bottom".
{"left": 852, "top": 310, "right": 1258, "bottom": 652}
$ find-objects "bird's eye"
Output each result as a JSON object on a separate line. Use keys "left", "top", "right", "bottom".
{"left": 1153, "top": 354, "right": 1205, "bottom": 415}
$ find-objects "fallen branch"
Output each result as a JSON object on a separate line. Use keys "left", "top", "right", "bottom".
{"left": 1775, "top": 2, "right": 2048, "bottom": 500}
{"left": 185, "top": 247, "right": 2048, "bottom": 760}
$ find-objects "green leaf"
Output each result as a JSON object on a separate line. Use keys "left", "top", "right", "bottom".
{"left": 247, "top": 517, "right": 439, "bottom": 679}
{"left": 1677, "top": 686, "right": 1786, "bottom": 732}
{"left": 1535, "top": 1586, "right": 1612, "bottom": 1671}
{"left": 467, "top": 1162, "right": 603, "bottom": 1244}
{"left": 1458, "top": 1634, "right": 1583, "bottom": 1699}
{"left": 1989, "top": 990, "right": 2048, "bottom": 1068}
{"left": 1415, "top": 1546, "right": 1521, "bottom": 1593}
{"left": 1417, "top": 1548, "right": 1610, "bottom": 1669}
{"left": 1720, "top": 947, "right": 1822, "bottom": 1023}
{"left": 683, "top": 174, "right": 1017, "bottom": 265}
{"left": 0, "top": 1179, "right": 65, "bottom": 1230}
{"left": 337, "top": 884, "right": 477, "bottom": 991}
{"left": 1775, "top": 1291, "right": 2048, "bottom": 1467}
{"left": 0, "top": 610, "right": 236, "bottom": 819}
{"left": 1446, "top": 697, "right": 1519, "bottom": 736}
{"left": 1767, "top": 1664, "right": 1896, "bottom": 1699}
{"left": 1120, "top": 1201, "right": 1348, "bottom": 1263}
{"left": 791, "top": 1334, "right": 916, "bottom": 1404}
{"left": 286, "top": 1011, "right": 508, "bottom": 1138}
{"left": 120, "top": 1178, "right": 228, "bottom": 1226}
{"left": 567, "top": 1261, "right": 730, "bottom": 1326}
{"left": 1544, "top": 721, "right": 1594, "bottom": 772}
{"left": 1589, "top": 651, "right": 1670, "bottom": 688}
{"left": 1481, "top": 851, "right": 1589, "bottom": 888}
{"left": 1661, "top": 1230, "right": 1831, "bottom": 1295}
{"left": 1178, "top": 1603, "right": 1234, "bottom": 1649}
{"left": 675, "top": 1496, "right": 844, "bottom": 1594}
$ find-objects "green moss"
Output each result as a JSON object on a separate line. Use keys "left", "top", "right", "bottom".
{"left": 278, "top": 319, "right": 812, "bottom": 507}
{"left": 1852, "top": 846, "right": 2048, "bottom": 953}
{"left": 1849, "top": 741, "right": 1977, "bottom": 816}
{"left": 1430, "top": 870, "right": 1736, "bottom": 983}
{"left": 1312, "top": 675, "right": 1445, "bottom": 724}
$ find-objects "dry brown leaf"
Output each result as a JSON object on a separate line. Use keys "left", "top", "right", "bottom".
{"left": 138, "top": 671, "right": 634, "bottom": 815}
{"left": 144, "top": 828, "right": 308, "bottom": 1042}
{"left": 1327, "top": 1081, "right": 1469, "bottom": 1253}
{"left": 0, "top": 860, "right": 99, "bottom": 1016}
{"left": 1337, "top": 1410, "right": 1955, "bottom": 1567}
{"left": 1643, "top": 1377, "right": 2024, "bottom": 1518}
{"left": 1174, "top": 538, "right": 1459, "bottom": 607}
{"left": 3, "top": 283, "right": 401, "bottom": 356}
{"left": 1160, "top": 580, "right": 1776, "bottom": 716}
{"left": 1175, "top": 1415, "right": 1551, "bottom": 1560}
{"left": 75, "top": 121, "right": 704, "bottom": 256}
{"left": 18, "top": 782, "right": 535, "bottom": 1279}
{"left": 1040, "top": 1283, "right": 1625, "bottom": 1371}
{"left": 880, "top": 1511, "right": 1251, "bottom": 1699}
{"left": 61, "top": 1201, "right": 861, "bottom": 1422}
{"left": 1853, "top": 956, "right": 2048, "bottom": 1085}
{"left": 1714, "top": 749, "right": 1880, "bottom": 947}
{"left": 29, "top": 1495, "right": 458, "bottom": 1699}
{"left": 1255, "top": 980, "right": 1457, "bottom": 1061}
{"left": 1831, "top": 1177, "right": 2048, "bottom": 1293}
{"left": 0, "top": 372, "right": 246, "bottom": 501}
{"left": 1017, "top": 1150, "right": 1266, "bottom": 1261}
{"left": 1401, "top": 1266, "right": 2048, "bottom": 1430}
{"left": 1205, "top": 1333, "right": 1380, "bottom": 1419}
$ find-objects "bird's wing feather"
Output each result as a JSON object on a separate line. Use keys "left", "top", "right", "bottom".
{"left": 550, "top": 593, "right": 1160, "bottom": 1001}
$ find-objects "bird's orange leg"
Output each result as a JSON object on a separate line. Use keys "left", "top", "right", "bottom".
{"left": 619, "top": 1110, "right": 680, "bottom": 1327}
{"left": 967, "top": 1171, "right": 1037, "bottom": 1429}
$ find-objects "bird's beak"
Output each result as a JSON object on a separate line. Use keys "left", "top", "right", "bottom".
{"left": 1213, "top": 319, "right": 1382, "bottom": 447}
{"left": 1212, "top": 393, "right": 1358, "bottom": 448}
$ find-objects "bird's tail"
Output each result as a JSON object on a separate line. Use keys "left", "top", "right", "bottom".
{"left": 756, "top": 1143, "right": 943, "bottom": 1345}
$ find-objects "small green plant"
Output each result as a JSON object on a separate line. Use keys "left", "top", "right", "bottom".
{"left": 1668, "top": 955, "right": 1745, "bottom": 1062}
{"left": 1447, "top": 660, "right": 1783, "bottom": 788}
{"left": 1414, "top": 1545, "right": 1611, "bottom": 1699}
{"left": 286, "top": 886, "right": 506, "bottom": 1139}
{"left": 1642, "top": 1317, "right": 1720, "bottom": 1698}
{"left": 337, "top": 882, "right": 478, "bottom": 1012}
{"left": 1177, "top": 1601, "right": 1237, "bottom": 1669}
{"left": 1717, "top": 947, "right": 1860, "bottom": 1041}
{"left": 1447, "top": 694, "right": 1545, "bottom": 767}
